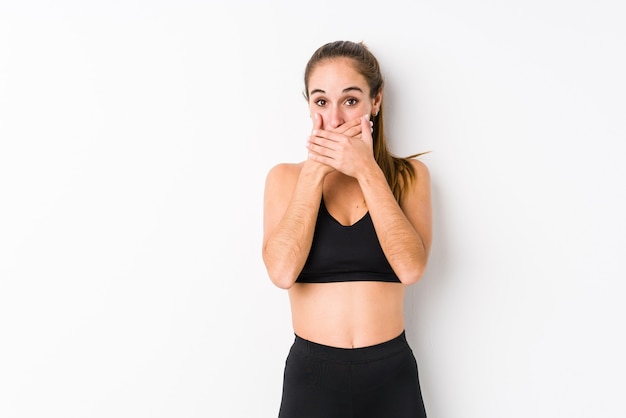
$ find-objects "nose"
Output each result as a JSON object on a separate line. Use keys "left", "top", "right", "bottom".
{"left": 327, "top": 105, "right": 345, "bottom": 129}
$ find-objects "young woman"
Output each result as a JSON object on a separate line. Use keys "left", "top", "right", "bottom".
{"left": 262, "top": 40, "right": 432, "bottom": 417}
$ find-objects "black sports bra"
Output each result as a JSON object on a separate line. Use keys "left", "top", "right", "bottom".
{"left": 296, "top": 199, "right": 401, "bottom": 283}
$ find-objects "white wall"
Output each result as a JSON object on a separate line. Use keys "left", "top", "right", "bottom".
{"left": 1, "top": 1, "right": 624, "bottom": 417}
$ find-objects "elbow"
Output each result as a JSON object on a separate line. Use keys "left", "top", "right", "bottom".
{"left": 396, "top": 264, "right": 427, "bottom": 286}
{"left": 268, "top": 271, "right": 297, "bottom": 289}
{"left": 263, "top": 254, "right": 298, "bottom": 289}
{"left": 263, "top": 248, "right": 299, "bottom": 290}
{"left": 396, "top": 245, "right": 430, "bottom": 286}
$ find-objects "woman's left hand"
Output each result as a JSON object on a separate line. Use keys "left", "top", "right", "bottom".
{"left": 306, "top": 114, "right": 377, "bottom": 178}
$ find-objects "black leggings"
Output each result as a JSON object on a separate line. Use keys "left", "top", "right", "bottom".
{"left": 278, "top": 331, "right": 427, "bottom": 418}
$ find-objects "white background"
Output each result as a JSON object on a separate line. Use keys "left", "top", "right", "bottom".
{"left": 1, "top": 1, "right": 625, "bottom": 417}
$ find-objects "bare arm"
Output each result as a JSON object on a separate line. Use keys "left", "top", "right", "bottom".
{"left": 262, "top": 161, "right": 328, "bottom": 289}
{"left": 357, "top": 159, "right": 432, "bottom": 285}
{"left": 262, "top": 114, "right": 365, "bottom": 289}
{"left": 307, "top": 115, "right": 432, "bottom": 285}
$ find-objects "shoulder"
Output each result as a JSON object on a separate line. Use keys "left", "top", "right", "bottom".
{"left": 265, "top": 162, "right": 305, "bottom": 185}
{"left": 397, "top": 157, "right": 430, "bottom": 189}
{"left": 400, "top": 158, "right": 431, "bottom": 207}
{"left": 266, "top": 161, "right": 304, "bottom": 177}
{"left": 408, "top": 158, "right": 430, "bottom": 184}
{"left": 264, "top": 161, "right": 305, "bottom": 197}
{"left": 263, "top": 162, "right": 307, "bottom": 228}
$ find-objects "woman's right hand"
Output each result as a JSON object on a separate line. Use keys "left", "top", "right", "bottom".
{"left": 307, "top": 113, "right": 376, "bottom": 179}
{"left": 305, "top": 113, "right": 335, "bottom": 176}
{"left": 305, "top": 113, "right": 366, "bottom": 176}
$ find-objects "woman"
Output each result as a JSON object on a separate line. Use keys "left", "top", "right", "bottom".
{"left": 262, "top": 40, "right": 432, "bottom": 418}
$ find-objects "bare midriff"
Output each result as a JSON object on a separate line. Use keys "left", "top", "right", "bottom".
{"left": 288, "top": 281, "right": 405, "bottom": 349}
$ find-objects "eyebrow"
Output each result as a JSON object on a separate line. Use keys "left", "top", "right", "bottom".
{"left": 309, "top": 86, "right": 364, "bottom": 96}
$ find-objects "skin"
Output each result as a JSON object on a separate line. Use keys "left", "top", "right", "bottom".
{"left": 262, "top": 57, "right": 432, "bottom": 348}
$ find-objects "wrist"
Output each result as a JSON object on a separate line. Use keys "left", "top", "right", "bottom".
{"left": 303, "top": 159, "right": 333, "bottom": 179}
{"left": 356, "top": 161, "right": 385, "bottom": 186}
{"left": 302, "top": 160, "right": 332, "bottom": 182}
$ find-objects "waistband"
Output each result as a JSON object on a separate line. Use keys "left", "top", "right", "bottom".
{"left": 291, "top": 331, "right": 409, "bottom": 364}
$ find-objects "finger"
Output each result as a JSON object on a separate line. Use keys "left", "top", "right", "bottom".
{"left": 308, "top": 113, "right": 325, "bottom": 149}
{"left": 310, "top": 129, "right": 348, "bottom": 146}
{"left": 341, "top": 123, "right": 364, "bottom": 138}
{"left": 312, "top": 115, "right": 367, "bottom": 144}
{"left": 309, "top": 133, "right": 338, "bottom": 153}
{"left": 307, "top": 113, "right": 324, "bottom": 156}
{"left": 342, "top": 119, "right": 372, "bottom": 138}
{"left": 308, "top": 140, "right": 335, "bottom": 158}
{"left": 312, "top": 112, "right": 323, "bottom": 131}
{"left": 333, "top": 118, "right": 361, "bottom": 135}
{"left": 360, "top": 114, "right": 373, "bottom": 145}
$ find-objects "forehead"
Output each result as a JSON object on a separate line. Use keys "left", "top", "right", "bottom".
{"left": 308, "top": 58, "right": 369, "bottom": 94}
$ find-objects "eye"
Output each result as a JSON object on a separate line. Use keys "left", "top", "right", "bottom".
{"left": 345, "top": 98, "right": 358, "bottom": 106}
{"left": 314, "top": 99, "right": 326, "bottom": 107}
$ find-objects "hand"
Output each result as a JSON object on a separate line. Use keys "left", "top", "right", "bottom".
{"left": 306, "top": 114, "right": 376, "bottom": 178}
{"left": 328, "top": 117, "right": 367, "bottom": 139}
{"left": 304, "top": 113, "right": 335, "bottom": 176}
